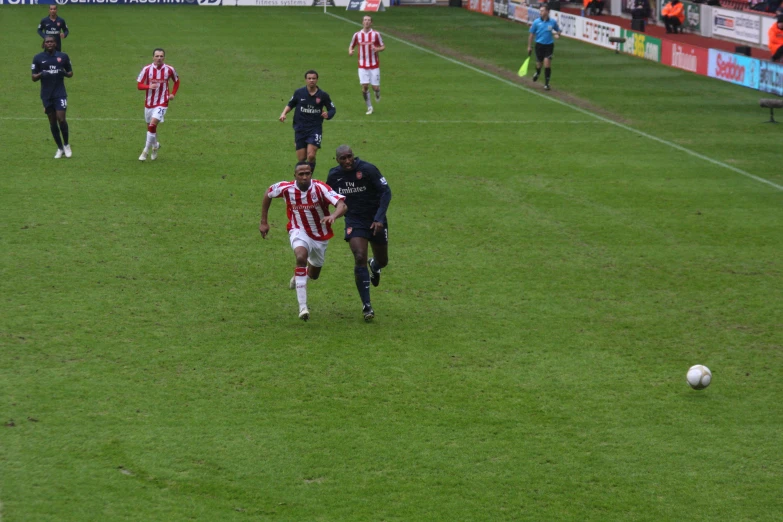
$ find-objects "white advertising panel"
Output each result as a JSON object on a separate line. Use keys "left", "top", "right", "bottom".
{"left": 712, "top": 7, "right": 762, "bottom": 44}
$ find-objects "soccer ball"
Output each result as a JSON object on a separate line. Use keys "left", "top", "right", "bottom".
{"left": 686, "top": 365, "right": 712, "bottom": 390}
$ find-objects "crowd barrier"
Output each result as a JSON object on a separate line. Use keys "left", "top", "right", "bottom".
{"left": 0, "top": 0, "right": 358, "bottom": 6}
{"left": 466, "top": 0, "right": 782, "bottom": 95}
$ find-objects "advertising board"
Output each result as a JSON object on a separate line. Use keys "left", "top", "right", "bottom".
{"left": 712, "top": 8, "right": 761, "bottom": 45}
{"left": 661, "top": 40, "right": 708, "bottom": 75}
{"left": 707, "top": 48, "right": 760, "bottom": 89}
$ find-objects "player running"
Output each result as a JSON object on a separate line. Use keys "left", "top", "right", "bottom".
{"left": 136, "top": 48, "right": 179, "bottom": 161}
{"left": 260, "top": 162, "right": 347, "bottom": 321}
{"left": 37, "top": 5, "right": 69, "bottom": 52}
{"left": 32, "top": 35, "right": 73, "bottom": 159}
{"left": 279, "top": 70, "right": 336, "bottom": 175}
{"left": 326, "top": 145, "right": 392, "bottom": 322}
{"left": 349, "top": 15, "right": 385, "bottom": 115}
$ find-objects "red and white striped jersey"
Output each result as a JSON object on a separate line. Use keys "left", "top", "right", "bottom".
{"left": 350, "top": 29, "right": 384, "bottom": 69}
{"left": 137, "top": 63, "right": 179, "bottom": 109}
{"left": 267, "top": 180, "right": 345, "bottom": 241}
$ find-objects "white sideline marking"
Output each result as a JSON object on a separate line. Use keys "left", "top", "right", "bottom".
{"left": 0, "top": 117, "right": 602, "bottom": 125}
{"left": 325, "top": 12, "right": 783, "bottom": 192}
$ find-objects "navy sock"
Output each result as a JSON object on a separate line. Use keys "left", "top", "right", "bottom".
{"left": 59, "top": 121, "right": 69, "bottom": 145}
{"left": 50, "top": 123, "right": 63, "bottom": 149}
{"left": 535, "top": 67, "right": 541, "bottom": 76}
{"left": 309, "top": 161, "right": 316, "bottom": 174}
{"left": 354, "top": 265, "right": 371, "bottom": 306}
{"left": 545, "top": 67, "right": 551, "bottom": 84}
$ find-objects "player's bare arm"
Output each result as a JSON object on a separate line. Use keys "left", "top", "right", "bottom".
{"left": 320, "top": 200, "right": 347, "bottom": 225}
{"left": 279, "top": 106, "right": 291, "bottom": 122}
{"left": 527, "top": 33, "right": 533, "bottom": 54}
{"left": 259, "top": 194, "right": 273, "bottom": 238}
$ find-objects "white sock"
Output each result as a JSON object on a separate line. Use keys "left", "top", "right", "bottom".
{"left": 363, "top": 91, "right": 372, "bottom": 109}
{"left": 295, "top": 275, "right": 308, "bottom": 309}
{"left": 146, "top": 131, "right": 157, "bottom": 151}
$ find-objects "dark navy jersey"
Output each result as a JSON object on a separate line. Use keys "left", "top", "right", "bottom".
{"left": 32, "top": 51, "right": 72, "bottom": 101}
{"left": 286, "top": 86, "right": 335, "bottom": 134}
{"left": 37, "top": 16, "right": 69, "bottom": 47}
{"left": 326, "top": 158, "right": 391, "bottom": 225}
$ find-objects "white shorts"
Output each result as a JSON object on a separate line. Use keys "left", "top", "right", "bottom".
{"left": 289, "top": 228, "right": 329, "bottom": 268}
{"left": 358, "top": 68, "right": 380, "bottom": 86}
{"left": 144, "top": 106, "right": 167, "bottom": 124}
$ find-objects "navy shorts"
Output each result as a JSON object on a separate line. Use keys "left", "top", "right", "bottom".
{"left": 43, "top": 97, "right": 67, "bottom": 114}
{"left": 345, "top": 221, "right": 388, "bottom": 245}
{"left": 294, "top": 130, "right": 322, "bottom": 151}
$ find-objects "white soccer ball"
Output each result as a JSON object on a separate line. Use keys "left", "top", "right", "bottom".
{"left": 686, "top": 365, "right": 712, "bottom": 390}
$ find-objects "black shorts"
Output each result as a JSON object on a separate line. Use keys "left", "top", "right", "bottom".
{"left": 345, "top": 221, "right": 388, "bottom": 245}
{"left": 535, "top": 43, "right": 555, "bottom": 62}
{"left": 294, "top": 130, "right": 322, "bottom": 151}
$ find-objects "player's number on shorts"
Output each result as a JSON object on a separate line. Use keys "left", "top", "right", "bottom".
{"left": 60, "top": 99, "right": 67, "bottom": 109}
{"left": 315, "top": 134, "right": 322, "bottom": 145}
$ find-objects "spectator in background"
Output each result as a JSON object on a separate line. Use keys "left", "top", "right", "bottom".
{"left": 584, "top": 0, "right": 605, "bottom": 15}
{"left": 769, "top": 16, "right": 783, "bottom": 62}
{"left": 662, "top": 0, "right": 685, "bottom": 34}
{"left": 632, "top": 0, "right": 652, "bottom": 19}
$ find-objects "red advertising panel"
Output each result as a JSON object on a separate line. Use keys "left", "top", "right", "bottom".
{"left": 661, "top": 40, "right": 708, "bottom": 76}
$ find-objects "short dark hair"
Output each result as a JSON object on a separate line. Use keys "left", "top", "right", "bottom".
{"left": 153, "top": 48, "right": 165, "bottom": 56}
{"left": 304, "top": 69, "right": 319, "bottom": 79}
{"left": 295, "top": 161, "right": 312, "bottom": 173}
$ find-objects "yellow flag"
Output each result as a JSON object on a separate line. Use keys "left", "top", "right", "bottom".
{"left": 518, "top": 57, "right": 530, "bottom": 77}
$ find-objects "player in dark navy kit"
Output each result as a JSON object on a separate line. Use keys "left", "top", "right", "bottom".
{"left": 32, "top": 35, "right": 73, "bottom": 159}
{"left": 326, "top": 145, "right": 392, "bottom": 322}
{"left": 279, "top": 70, "right": 336, "bottom": 174}
{"left": 37, "top": 5, "right": 69, "bottom": 52}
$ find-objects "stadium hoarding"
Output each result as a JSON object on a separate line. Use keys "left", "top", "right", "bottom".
{"left": 759, "top": 61, "right": 783, "bottom": 96}
{"left": 0, "top": 0, "right": 200, "bottom": 3}
{"left": 620, "top": 29, "right": 661, "bottom": 62}
{"left": 552, "top": 10, "right": 578, "bottom": 39}
{"left": 712, "top": 8, "right": 762, "bottom": 45}
{"left": 345, "top": 0, "right": 384, "bottom": 9}
{"left": 465, "top": 0, "right": 493, "bottom": 16}
{"left": 493, "top": 0, "right": 508, "bottom": 19}
{"left": 580, "top": 17, "right": 622, "bottom": 50}
{"left": 661, "top": 40, "right": 708, "bottom": 75}
{"left": 683, "top": 1, "right": 701, "bottom": 33}
{"left": 707, "top": 48, "right": 760, "bottom": 89}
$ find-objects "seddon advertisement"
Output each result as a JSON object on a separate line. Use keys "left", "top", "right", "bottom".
{"left": 708, "top": 49, "right": 760, "bottom": 89}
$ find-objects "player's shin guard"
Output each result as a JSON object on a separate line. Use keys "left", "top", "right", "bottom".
{"left": 354, "top": 265, "right": 371, "bottom": 306}
{"left": 50, "top": 123, "right": 63, "bottom": 149}
{"left": 545, "top": 67, "right": 551, "bottom": 85}
{"left": 59, "top": 121, "right": 69, "bottom": 145}
{"left": 295, "top": 266, "right": 308, "bottom": 309}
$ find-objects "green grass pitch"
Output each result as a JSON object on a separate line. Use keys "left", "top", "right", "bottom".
{"left": 1, "top": 5, "right": 782, "bottom": 520}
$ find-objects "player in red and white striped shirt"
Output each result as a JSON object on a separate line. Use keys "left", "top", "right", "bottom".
{"left": 259, "top": 162, "right": 347, "bottom": 321}
{"left": 349, "top": 16, "right": 385, "bottom": 115}
{"left": 136, "top": 48, "right": 179, "bottom": 161}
